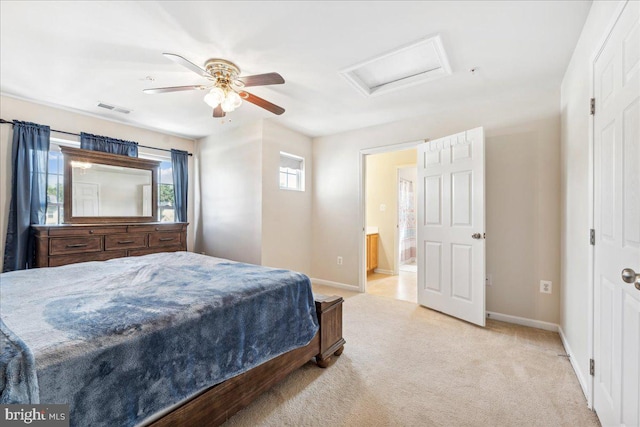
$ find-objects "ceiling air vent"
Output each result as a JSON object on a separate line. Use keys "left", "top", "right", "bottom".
{"left": 97, "top": 102, "right": 132, "bottom": 114}
{"left": 340, "top": 34, "right": 452, "bottom": 97}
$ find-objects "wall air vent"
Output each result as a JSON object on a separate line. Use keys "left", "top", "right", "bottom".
{"left": 340, "top": 34, "right": 452, "bottom": 97}
{"left": 97, "top": 102, "right": 132, "bottom": 114}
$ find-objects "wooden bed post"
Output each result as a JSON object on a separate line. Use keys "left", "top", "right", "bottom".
{"left": 314, "top": 295, "right": 346, "bottom": 368}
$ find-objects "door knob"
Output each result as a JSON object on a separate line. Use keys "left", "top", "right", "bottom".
{"left": 621, "top": 268, "right": 640, "bottom": 290}
{"left": 471, "top": 233, "right": 484, "bottom": 240}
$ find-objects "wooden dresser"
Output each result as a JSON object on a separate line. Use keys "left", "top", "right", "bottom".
{"left": 32, "top": 222, "right": 188, "bottom": 268}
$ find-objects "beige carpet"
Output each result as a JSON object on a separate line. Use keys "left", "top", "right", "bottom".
{"left": 224, "top": 292, "right": 600, "bottom": 427}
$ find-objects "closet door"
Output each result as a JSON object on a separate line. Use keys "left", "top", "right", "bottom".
{"left": 593, "top": 2, "right": 640, "bottom": 425}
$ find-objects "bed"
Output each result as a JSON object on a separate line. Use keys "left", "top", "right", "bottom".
{"left": 0, "top": 251, "right": 345, "bottom": 426}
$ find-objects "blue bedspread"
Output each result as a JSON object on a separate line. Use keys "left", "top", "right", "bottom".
{"left": 0, "top": 252, "right": 319, "bottom": 426}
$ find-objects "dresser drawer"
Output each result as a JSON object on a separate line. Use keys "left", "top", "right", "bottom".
{"left": 149, "top": 232, "right": 182, "bottom": 248}
{"left": 48, "top": 251, "right": 127, "bottom": 267}
{"left": 50, "top": 236, "right": 103, "bottom": 255}
{"left": 129, "top": 224, "right": 185, "bottom": 233}
{"left": 48, "top": 226, "right": 127, "bottom": 236}
{"left": 105, "top": 234, "right": 147, "bottom": 250}
{"left": 128, "top": 246, "right": 184, "bottom": 257}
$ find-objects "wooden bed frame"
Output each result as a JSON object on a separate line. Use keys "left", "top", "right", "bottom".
{"left": 148, "top": 294, "right": 345, "bottom": 426}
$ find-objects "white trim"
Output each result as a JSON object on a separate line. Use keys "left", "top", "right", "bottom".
{"left": 361, "top": 141, "right": 421, "bottom": 156}
{"left": 559, "top": 326, "right": 591, "bottom": 406}
{"left": 50, "top": 136, "right": 79, "bottom": 148}
{"left": 311, "top": 278, "right": 360, "bottom": 291}
{"left": 373, "top": 268, "right": 394, "bottom": 275}
{"left": 358, "top": 150, "right": 367, "bottom": 293}
{"left": 486, "top": 311, "right": 558, "bottom": 332}
{"left": 359, "top": 140, "right": 423, "bottom": 293}
{"left": 587, "top": 0, "right": 629, "bottom": 409}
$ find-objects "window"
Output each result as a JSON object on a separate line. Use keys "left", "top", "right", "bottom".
{"left": 158, "top": 160, "right": 175, "bottom": 222}
{"left": 46, "top": 149, "right": 65, "bottom": 224}
{"left": 279, "top": 152, "right": 304, "bottom": 191}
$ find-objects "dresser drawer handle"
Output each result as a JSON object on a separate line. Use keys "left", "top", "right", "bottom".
{"left": 159, "top": 237, "right": 174, "bottom": 242}
{"left": 66, "top": 243, "right": 88, "bottom": 248}
{"left": 117, "top": 240, "right": 134, "bottom": 244}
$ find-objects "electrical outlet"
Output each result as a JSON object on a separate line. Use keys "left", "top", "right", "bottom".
{"left": 337, "top": 256, "right": 343, "bottom": 265}
{"left": 540, "top": 280, "right": 552, "bottom": 294}
{"left": 486, "top": 274, "right": 493, "bottom": 286}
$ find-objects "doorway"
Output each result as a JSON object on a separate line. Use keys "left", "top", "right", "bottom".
{"left": 362, "top": 145, "right": 418, "bottom": 303}
{"left": 398, "top": 166, "right": 417, "bottom": 273}
{"left": 360, "top": 126, "right": 486, "bottom": 328}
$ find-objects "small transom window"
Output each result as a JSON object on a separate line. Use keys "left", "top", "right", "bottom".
{"left": 279, "top": 152, "right": 304, "bottom": 191}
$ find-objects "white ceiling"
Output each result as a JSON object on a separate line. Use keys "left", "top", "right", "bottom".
{"left": 0, "top": 1, "right": 592, "bottom": 140}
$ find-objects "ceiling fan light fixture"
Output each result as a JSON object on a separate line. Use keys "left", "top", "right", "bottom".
{"left": 148, "top": 53, "right": 285, "bottom": 116}
{"left": 221, "top": 91, "right": 242, "bottom": 112}
{"left": 204, "top": 87, "right": 225, "bottom": 108}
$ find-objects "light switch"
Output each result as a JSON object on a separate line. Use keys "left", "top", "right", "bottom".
{"left": 380, "top": 204, "right": 386, "bottom": 212}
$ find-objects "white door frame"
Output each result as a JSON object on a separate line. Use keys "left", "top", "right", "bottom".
{"left": 587, "top": 0, "right": 630, "bottom": 409}
{"left": 359, "top": 140, "right": 422, "bottom": 293}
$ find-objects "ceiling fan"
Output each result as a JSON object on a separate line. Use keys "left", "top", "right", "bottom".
{"left": 144, "top": 53, "right": 285, "bottom": 118}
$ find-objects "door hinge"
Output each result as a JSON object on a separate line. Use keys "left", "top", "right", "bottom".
{"left": 590, "top": 98, "right": 596, "bottom": 115}
{"left": 590, "top": 229, "right": 595, "bottom": 245}
{"left": 590, "top": 358, "right": 595, "bottom": 376}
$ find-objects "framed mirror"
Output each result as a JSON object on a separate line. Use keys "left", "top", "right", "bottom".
{"left": 61, "top": 146, "right": 160, "bottom": 223}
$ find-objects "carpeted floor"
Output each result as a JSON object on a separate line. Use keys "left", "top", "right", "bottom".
{"left": 224, "top": 291, "right": 601, "bottom": 427}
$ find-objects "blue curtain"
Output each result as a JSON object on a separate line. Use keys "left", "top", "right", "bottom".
{"left": 3, "top": 121, "right": 50, "bottom": 272}
{"left": 171, "top": 149, "right": 188, "bottom": 223}
{"left": 80, "top": 132, "right": 138, "bottom": 157}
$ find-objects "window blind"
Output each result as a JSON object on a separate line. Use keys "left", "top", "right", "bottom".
{"left": 280, "top": 153, "right": 303, "bottom": 170}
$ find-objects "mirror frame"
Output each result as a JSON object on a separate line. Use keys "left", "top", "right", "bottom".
{"left": 61, "top": 146, "right": 160, "bottom": 224}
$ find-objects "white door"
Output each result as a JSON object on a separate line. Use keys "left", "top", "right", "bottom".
{"left": 593, "top": 2, "right": 640, "bottom": 426}
{"left": 417, "top": 127, "right": 486, "bottom": 326}
{"left": 72, "top": 183, "right": 99, "bottom": 216}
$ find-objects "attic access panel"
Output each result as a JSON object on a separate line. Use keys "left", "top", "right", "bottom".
{"left": 340, "top": 34, "right": 452, "bottom": 97}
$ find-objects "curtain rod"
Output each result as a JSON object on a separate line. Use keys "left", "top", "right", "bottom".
{"left": 0, "top": 119, "right": 193, "bottom": 156}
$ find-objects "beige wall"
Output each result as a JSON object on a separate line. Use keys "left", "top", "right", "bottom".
{"left": 0, "top": 95, "right": 196, "bottom": 271}
{"left": 560, "top": 0, "right": 623, "bottom": 397}
{"left": 196, "top": 121, "right": 263, "bottom": 265}
{"left": 485, "top": 120, "right": 561, "bottom": 323}
{"left": 365, "top": 149, "right": 417, "bottom": 273}
{"left": 196, "top": 119, "right": 313, "bottom": 274}
{"left": 312, "top": 98, "right": 563, "bottom": 324}
{"left": 261, "top": 121, "right": 313, "bottom": 275}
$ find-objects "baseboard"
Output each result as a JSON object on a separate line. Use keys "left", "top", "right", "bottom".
{"left": 310, "top": 278, "right": 359, "bottom": 291}
{"left": 558, "top": 326, "right": 591, "bottom": 405}
{"left": 486, "top": 311, "right": 559, "bottom": 332}
{"left": 373, "top": 268, "right": 394, "bottom": 275}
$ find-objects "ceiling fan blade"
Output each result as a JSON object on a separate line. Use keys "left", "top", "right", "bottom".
{"left": 240, "top": 91, "right": 285, "bottom": 115}
{"left": 213, "top": 105, "right": 226, "bottom": 118}
{"left": 143, "top": 85, "right": 207, "bottom": 94}
{"left": 163, "top": 53, "right": 208, "bottom": 77}
{"left": 239, "top": 72, "right": 285, "bottom": 87}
